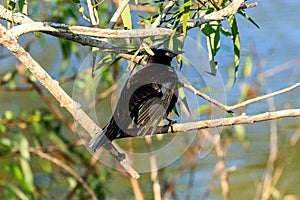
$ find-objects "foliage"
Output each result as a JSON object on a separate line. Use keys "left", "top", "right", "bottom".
{"left": 2, "top": 0, "right": 298, "bottom": 200}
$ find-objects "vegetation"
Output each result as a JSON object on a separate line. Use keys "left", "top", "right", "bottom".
{"left": 0, "top": 0, "right": 299, "bottom": 199}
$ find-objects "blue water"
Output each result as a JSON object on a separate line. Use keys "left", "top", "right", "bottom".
{"left": 1, "top": 0, "right": 300, "bottom": 199}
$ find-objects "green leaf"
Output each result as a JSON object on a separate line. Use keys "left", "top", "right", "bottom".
{"left": 4, "top": 110, "right": 14, "bottom": 120}
{"left": 178, "top": 87, "right": 191, "bottom": 115}
{"left": 9, "top": 163, "right": 25, "bottom": 186}
{"left": 33, "top": 122, "right": 41, "bottom": 134}
{"left": 201, "top": 21, "right": 220, "bottom": 75}
{"left": 79, "top": 6, "right": 91, "bottom": 23}
{"left": 0, "top": 123, "right": 7, "bottom": 133}
{"left": 20, "top": 158, "right": 34, "bottom": 193}
{"left": 7, "top": 183, "right": 29, "bottom": 200}
{"left": 18, "top": 135, "right": 30, "bottom": 160}
{"left": 0, "top": 137, "right": 11, "bottom": 146}
{"left": 7, "top": 0, "right": 17, "bottom": 11}
{"left": 243, "top": 55, "right": 252, "bottom": 78}
{"left": 119, "top": 0, "right": 132, "bottom": 29}
{"left": 142, "top": 43, "right": 154, "bottom": 55}
{"left": 18, "top": 0, "right": 27, "bottom": 15}
{"left": 17, "top": 135, "right": 34, "bottom": 193}
{"left": 238, "top": 10, "right": 261, "bottom": 30}
{"left": 228, "top": 15, "right": 240, "bottom": 82}
{"left": 196, "top": 105, "right": 211, "bottom": 115}
{"left": 220, "top": 27, "right": 232, "bottom": 37}
{"left": 180, "top": 0, "right": 191, "bottom": 35}
{"left": 1, "top": 70, "right": 17, "bottom": 85}
{"left": 234, "top": 124, "right": 246, "bottom": 141}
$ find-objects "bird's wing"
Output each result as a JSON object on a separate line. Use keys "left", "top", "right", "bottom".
{"left": 135, "top": 85, "right": 175, "bottom": 136}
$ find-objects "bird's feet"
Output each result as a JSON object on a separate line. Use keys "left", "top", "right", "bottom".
{"left": 166, "top": 118, "right": 176, "bottom": 133}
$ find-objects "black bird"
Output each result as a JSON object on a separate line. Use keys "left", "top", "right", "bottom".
{"left": 89, "top": 49, "right": 179, "bottom": 152}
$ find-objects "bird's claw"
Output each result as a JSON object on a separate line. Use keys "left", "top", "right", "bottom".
{"left": 166, "top": 118, "right": 176, "bottom": 133}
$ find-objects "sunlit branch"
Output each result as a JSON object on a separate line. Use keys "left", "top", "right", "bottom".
{"left": 108, "top": 0, "right": 130, "bottom": 29}
{"left": 152, "top": 0, "right": 176, "bottom": 28}
{"left": 0, "top": 23, "right": 140, "bottom": 179}
{"left": 119, "top": 109, "right": 300, "bottom": 138}
{"left": 226, "top": 82, "right": 300, "bottom": 111}
{"left": 86, "top": 0, "right": 98, "bottom": 26}
{"left": 187, "top": 0, "right": 258, "bottom": 28}
{"left": 182, "top": 81, "right": 300, "bottom": 115}
{"left": 8, "top": 21, "right": 173, "bottom": 38}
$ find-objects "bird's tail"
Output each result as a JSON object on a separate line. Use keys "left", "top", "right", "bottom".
{"left": 88, "top": 127, "right": 110, "bottom": 152}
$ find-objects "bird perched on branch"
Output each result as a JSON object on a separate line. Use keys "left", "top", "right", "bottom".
{"left": 89, "top": 48, "right": 180, "bottom": 152}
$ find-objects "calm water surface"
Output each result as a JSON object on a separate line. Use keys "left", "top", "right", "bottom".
{"left": 1, "top": 0, "right": 300, "bottom": 199}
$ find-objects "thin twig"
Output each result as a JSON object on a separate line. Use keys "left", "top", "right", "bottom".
{"left": 130, "top": 5, "right": 157, "bottom": 12}
{"left": 187, "top": 0, "right": 258, "bottom": 28}
{"left": 44, "top": 139, "right": 88, "bottom": 152}
{"left": 180, "top": 82, "right": 234, "bottom": 115}
{"left": 127, "top": 138, "right": 145, "bottom": 200}
{"left": 0, "top": 5, "right": 117, "bottom": 49}
{"left": 162, "top": 134, "right": 202, "bottom": 200}
{"left": 270, "top": 127, "right": 300, "bottom": 191}
{"left": 86, "top": 0, "right": 98, "bottom": 26}
{"left": 15, "top": 64, "right": 77, "bottom": 133}
{"left": 261, "top": 97, "right": 278, "bottom": 200}
{"left": 182, "top": 81, "right": 300, "bottom": 114}
{"left": 152, "top": 0, "right": 176, "bottom": 28}
{"left": 202, "top": 130, "right": 232, "bottom": 200}
{"left": 119, "top": 109, "right": 300, "bottom": 138}
{"left": 28, "top": 147, "right": 97, "bottom": 200}
{"left": 108, "top": 0, "right": 130, "bottom": 29}
{"left": 259, "top": 57, "right": 300, "bottom": 80}
{"left": 145, "top": 136, "right": 162, "bottom": 200}
{"left": 0, "top": 24, "right": 140, "bottom": 179}
{"left": 87, "top": 82, "right": 118, "bottom": 111}
{"left": 66, "top": 148, "right": 105, "bottom": 200}
{"left": 214, "top": 135, "right": 230, "bottom": 200}
{"left": 227, "top": 82, "right": 300, "bottom": 111}
{"left": 130, "top": 177, "right": 145, "bottom": 200}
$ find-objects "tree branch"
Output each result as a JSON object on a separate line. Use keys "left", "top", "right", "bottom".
{"left": 0, "top": 4, "right": 117, "bottom": 49}
{"left": 28, "top": 147, "right": 97, "bottom": 200}
{"left": 182, "top": 81, "right": 300, "bottom": 115}
{"left": 8, "top": 21, "right": 173, "bottom": 38}
{"left": 120, "top": 109, "right": 300, "bottom": 138}
{"left": 108, "top": 0, "right": 130, "bottom": 29}
{"left": 0, "top": 1, "right": 257, "bottom": 47}
{"left": 226, "top": 82, "right": 300, "bottom": 111}
{"left": 187, "top": 0, "right": 258, "bottom": 28}
{"left": 0, "top": 23, "right": 140, "bottom": 179}
{"left": 152, "top": 0, "right": 176, "bottom": 28}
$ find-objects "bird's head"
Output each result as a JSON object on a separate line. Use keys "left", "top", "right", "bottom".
{"left": 147, "top": 48, "right": 183, "bottom": 66}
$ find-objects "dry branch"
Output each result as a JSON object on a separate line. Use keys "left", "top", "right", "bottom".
{"left": 0, "top": 23, "right": 140, "bottom": 179}
{"left": 187, "top": 0, "right": 258, "bottom": 28}
{"left": 120, "top": 109, "right": 300, "bottom": 137}
{"left": 28, "top": 147, "right": 97, "bottom": 200}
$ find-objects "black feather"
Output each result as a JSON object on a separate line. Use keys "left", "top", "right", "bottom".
{"left": 89, "top": 49, "right": 179, "bottom": 152}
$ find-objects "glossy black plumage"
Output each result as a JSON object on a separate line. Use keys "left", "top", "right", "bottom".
{"left": 89, "top": 49, "right": 179, "bottom": 152}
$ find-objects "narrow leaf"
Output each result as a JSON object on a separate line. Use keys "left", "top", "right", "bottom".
{"left": 18, "top": 0, "right": 27, "bottom": 15}
{"left": 7, "top": 183, "right": 29, "bottom": 200}
{"left": 181, "top": 0, "right": 191, "bottom": 35}
{"left": 119, "top": 0, "right": 132, "bottom": 29}
{"left": 228, "top": 15, "right": 240, "bottom": 82}
{"left": 238, "top": 10, "right": 261, "bottom": 30}
{"left": 201, "top": 21, "right": 220, "bottom": 75}
{"left": 243, "top": 55, "right": 252, "bottom": 78}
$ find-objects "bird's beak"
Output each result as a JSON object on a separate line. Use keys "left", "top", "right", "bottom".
{"left": 173, "top": 50, "right": 185, "bottom": 55}
{"left": 168, "top": 50, "right": 184, "bottom": 57}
